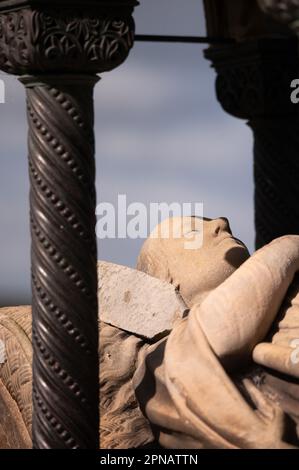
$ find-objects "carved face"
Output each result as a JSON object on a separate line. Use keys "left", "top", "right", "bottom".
{"left": 137, "top": 216, "right": 250, "bottom": 308}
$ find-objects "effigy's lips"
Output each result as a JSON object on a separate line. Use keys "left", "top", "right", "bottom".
{"left": 98, "top": 261, "right": 188, "bottom": 341}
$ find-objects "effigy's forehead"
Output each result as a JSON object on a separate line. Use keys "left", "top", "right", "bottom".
{"left": 150, "top": 216, "right": 212, "bottom": 241}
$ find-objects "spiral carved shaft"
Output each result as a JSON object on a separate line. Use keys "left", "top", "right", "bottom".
{"left": 251, "top": 117, "right": 299, "bottom": 249}
{"left": 22, "top": 76, "right": 99, "bottom": 449}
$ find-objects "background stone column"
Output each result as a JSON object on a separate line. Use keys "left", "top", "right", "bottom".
{"left": 204, "top": 1, "right": 299, "bottom": 248}
{"left": 0, "top": 0, "right": 137, "bottom": 449}
{"left": 205, "top": 38, "right": 298, "bottom": 249}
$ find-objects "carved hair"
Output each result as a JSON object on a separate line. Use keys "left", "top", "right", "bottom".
{"left": 136, "top": 236, "right": 171, "bottom": 282}
{"left": 100, "top": 322, "right": 153, "bottom": 449}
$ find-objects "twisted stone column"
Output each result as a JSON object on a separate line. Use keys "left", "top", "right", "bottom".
{"left": 205, "top": 38, "right": 299, "bottom": 248}
{"left": 24, "top": 75, "right": 99, "bottom": 449}
{"left": 251, "top": 116, "right": 299, "bottom": 248}
{"left": 0, "top": 1, "right": 137, "bottom": 448}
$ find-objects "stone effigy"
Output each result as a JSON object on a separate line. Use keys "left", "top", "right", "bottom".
{"left": 132, "top": 217, "right": 299, "bottom": 448}
{"left": 1, "top": 216, "right": 299, "bottom": 448}
{"left": 104, "top": 216, "right": 299, "bottom": 448}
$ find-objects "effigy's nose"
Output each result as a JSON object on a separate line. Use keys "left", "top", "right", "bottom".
{"left": 212, "top": 217, "right": 231, "bottom": 236}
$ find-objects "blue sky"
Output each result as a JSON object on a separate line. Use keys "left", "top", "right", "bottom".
{"left": 0, "top": 0, "right": 254, "bottom": 304}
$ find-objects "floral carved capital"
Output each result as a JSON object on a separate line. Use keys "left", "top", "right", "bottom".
{"left": 0, "top": 7, "right": 135, "bottom": 75}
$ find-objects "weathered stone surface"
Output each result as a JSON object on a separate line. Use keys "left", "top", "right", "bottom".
{"left": 0, "top": 379, "right": 31, "bottom": 449}
{"left": 98, "top": 261, "right": 188, "bottom": 340}
{"left": 0, "top": 306, "right": 33, "bottom": 449}
{"left": 100, "top": 321, "right": 154, "bottom": 449}
{"left": 0, "top": 305, "right": 153, "bottom": 450}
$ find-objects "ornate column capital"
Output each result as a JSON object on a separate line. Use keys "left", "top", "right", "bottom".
{"left": 0, "top": 0, "right": 137, "bottom": 75}
{"left": 204, "top": 37, "right": 298, "bottom": 120}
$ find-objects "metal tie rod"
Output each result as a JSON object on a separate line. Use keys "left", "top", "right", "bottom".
{"left": 134, "top": 34, "right": 235, "bottom": 44}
